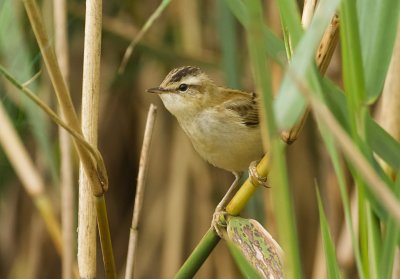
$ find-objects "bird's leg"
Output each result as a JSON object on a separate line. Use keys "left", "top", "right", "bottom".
{"left": 212, "top": 171, "right": 241, "bottom": 238}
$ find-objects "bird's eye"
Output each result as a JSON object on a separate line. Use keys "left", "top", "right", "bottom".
{"left": 178, "top": 83, "right": 188, "bottom": 92}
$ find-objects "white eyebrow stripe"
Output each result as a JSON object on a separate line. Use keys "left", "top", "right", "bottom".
{"left": 180, "top": 75, "right": 202, "bottom": 86}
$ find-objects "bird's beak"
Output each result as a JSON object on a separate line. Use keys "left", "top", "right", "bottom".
{"left": 146, "top": 87, "right": 170, "bottom": 94}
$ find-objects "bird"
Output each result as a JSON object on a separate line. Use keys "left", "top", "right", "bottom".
{"left": 147, "top": 66, "right": 266, "bottom": 234}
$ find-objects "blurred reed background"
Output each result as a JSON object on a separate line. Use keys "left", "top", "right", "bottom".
{"left": 0, "top": 0, "right": 398, "bottom": 278}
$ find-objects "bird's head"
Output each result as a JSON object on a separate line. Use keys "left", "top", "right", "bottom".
{"left": 147, "top": 66, "right": 218, "bottom": 117}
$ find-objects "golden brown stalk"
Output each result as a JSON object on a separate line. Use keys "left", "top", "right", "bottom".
{"left": 22, "top": 0, "right": 107, "bottom": 196}
{"left": 302, "top": 0, "right": 318, "bottom": 28}
{"left": 53, "top": 0, "right": 74, "bottom": 277}
{"left": 78, "top": 0, "right": 117, "bottom": 277}
{"left": 125, "top": 104, "right": 157, "bottom": 279}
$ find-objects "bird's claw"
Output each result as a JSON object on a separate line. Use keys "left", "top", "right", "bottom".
{"left": 249, "top": 160, "right": 269, "bottom": 188}
{"left": 212, "top": 209, "right": 228, "bottom": 238}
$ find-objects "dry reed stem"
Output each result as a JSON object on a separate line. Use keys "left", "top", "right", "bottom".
{"left": 67, "top": 2, "right": 138, "bottom": 38}
{"left": 0, "top": 62, "right": 114, "bottom": 277}
{"left": 20, "top": 10, "right": 111, "bottom": 273}
{"left": 3, "top": 0, "right": 115, "bottom": 272}
{"left": 281, "top": 14, "right": 339, "bottom": 144}
{"left": 302, "top": 0, "right": 318, "bottom": 28}
{"left": 53, "top": 0, "right": 74, "bottom": 277}
{"left": 78, "top": 0, "right": 113, "bottom": 277}
{"left": 315, "top": 15, "right": 340, "bottom": 74}
{"left": 125, "top": 104, "right": 157, "bottom": 279}
{"left": 0, "top": 102, "right": 62, "bottom": 255}
{"left": 22, "top": 0, "right": 107, "bottom": 196}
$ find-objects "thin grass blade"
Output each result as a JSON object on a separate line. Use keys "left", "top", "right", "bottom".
{"left": 366, "top": 118, "right": 400, "bottom": 171}
{"left": 119, "top": 0, "right": 171, "bottom": 72}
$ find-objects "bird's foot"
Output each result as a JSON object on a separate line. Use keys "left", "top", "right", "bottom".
{"left": 249, "top": 160, "right": 269, "bottom": 188}
{"left": 211, "top": 207, "right": 228, "bottom": 238}
{"left": 210, "top": 172, "right": 241, "bottom": 238}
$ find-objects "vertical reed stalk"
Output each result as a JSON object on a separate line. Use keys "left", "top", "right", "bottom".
{"left": 125, "top": 104, "right": 157, "bottom": 279}
{"left": 53, "top": 0, "right": 74, "bottom": 277}
{"left": 22, "top": 0, "right": 105, "bottom": 194}
{"left": 78, "top": 0, "right": 115, "bottom": 277}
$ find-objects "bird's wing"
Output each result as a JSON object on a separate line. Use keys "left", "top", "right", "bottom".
{"left": 223, "top": 92, "right": 259, "bottom": 127}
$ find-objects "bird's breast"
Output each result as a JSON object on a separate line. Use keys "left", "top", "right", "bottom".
{"left": 178, "top": 109, "right": 264, "bottom": 172}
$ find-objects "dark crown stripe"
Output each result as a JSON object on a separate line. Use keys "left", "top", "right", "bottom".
{"left": 169, "top": 66, "right": 200, "bottom": 82}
